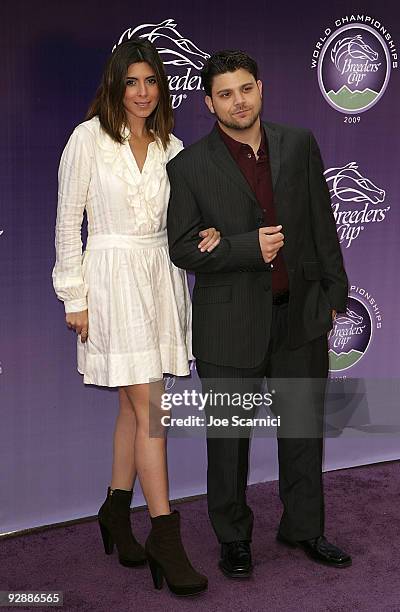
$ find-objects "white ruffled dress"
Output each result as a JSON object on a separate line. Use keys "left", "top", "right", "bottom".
{"left": 52, "top": 116, "right": 192, "bottom": 387}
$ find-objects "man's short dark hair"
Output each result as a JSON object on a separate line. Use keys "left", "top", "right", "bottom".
{"left": 201, "top": 50, "right": 259, "bottom": 96}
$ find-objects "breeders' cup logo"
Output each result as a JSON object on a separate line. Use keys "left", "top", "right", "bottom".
{"left": 311, "top": 16, "right": 398, "bottom": 114}
{"left": 328, "top": 286, "right": 382, "bottom": 372}
{"left": 114, "top": 19, "right": 209, "bottom": 108}
{"left": 320, "top": 26, "right": 388, "bottom": 112}
{"left": 324, "top": 162, "right": 390, "bottom": 248}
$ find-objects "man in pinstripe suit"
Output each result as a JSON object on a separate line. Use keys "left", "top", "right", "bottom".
{"left": 166, "top": 50, "right": 352, "bottom": 577}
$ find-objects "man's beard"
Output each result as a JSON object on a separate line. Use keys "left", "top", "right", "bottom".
{"left": 214, "top": 104, "right": 261, "bottom": 131}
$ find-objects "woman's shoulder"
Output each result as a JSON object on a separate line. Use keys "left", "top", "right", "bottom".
{"left": 166, "top": 133, "right": 184, "bottom": 161}
{"left": 59, "top": 118, "right": 99, "bottom": 160}
{"left": 169, "top": 133, "right": 183, "bottom": 147}
{"left": 72, "top": 116, "right": 101, "bottom": 140}
{"left": 62, "top": 117, "right": 106, "bottom": 157}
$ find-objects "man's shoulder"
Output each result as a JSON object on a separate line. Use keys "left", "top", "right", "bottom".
{"left": 263, "top": 120, "right": 311, "bottom": 141}
{"left": 167, "top": 132, "right": 211, "bottom": 170}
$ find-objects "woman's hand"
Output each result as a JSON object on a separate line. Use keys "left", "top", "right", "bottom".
{"left": 198, "top": 228, "right": 221, "bottom": 252}
{"left": 66, "top": 310, "right": 89, "bottom": 343}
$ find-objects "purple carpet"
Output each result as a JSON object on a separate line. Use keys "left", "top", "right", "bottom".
{"left": 1, "top": 462, "right": 400, "bottom": 611}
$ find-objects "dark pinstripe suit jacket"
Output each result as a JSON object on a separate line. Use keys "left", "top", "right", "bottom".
{"left": 166, "top": 122, "right": 348, "bottom": 368}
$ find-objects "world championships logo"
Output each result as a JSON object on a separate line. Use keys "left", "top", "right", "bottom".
{"left": 324, "top": 162, "right": 390, "bottom": 248}
{"left": 311, "top": 16, "right": 398, "bottom": 113}
{"left": 328, "top": 286, "right": 382, "bottom": 372}
{"left": 113, "top": 19, "right": 209, "bottom": 109}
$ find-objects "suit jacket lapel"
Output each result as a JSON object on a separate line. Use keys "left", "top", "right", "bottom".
{"left": 263, "top": 122, "right": 281, "bottom": 190}
{"left": 207, "top": 123, "right": 281, "bottom": 198}
{"left": 207, "top": 126, "right": 259, "bottom": 206}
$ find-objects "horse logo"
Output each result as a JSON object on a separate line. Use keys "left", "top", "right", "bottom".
{"left": 324, "top": 162, "right": 385, "bottom": 204}
{"left": 331, "top": 35, "right": 379, "bottom": 72}
{"left": 324, "top": 162, "right": 389, "bottom": 248}
{"left": 113, "top": 19, "right": 210, "bottom": 70}
{"left": 335, "top": 309, "right": 363, "bottom": 326}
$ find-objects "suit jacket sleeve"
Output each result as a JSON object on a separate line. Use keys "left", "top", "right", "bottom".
{"left": 166, "top": 159, "right": 267, "bottom": 273}
{"left": 308, "top": 132, "right": 349, "bottom": 312}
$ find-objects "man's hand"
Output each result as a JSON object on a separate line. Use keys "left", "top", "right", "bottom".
{"left": 259, "top": 225, "right": 284, "bottom": 263}
{"left": 66, "top": 309, "right": 89, "bottom": 343}
{"left": 198, "top": 227, "right": 221, "bottom": 252}
{"left": 332, "top": 309, "right": 337, "bottom": 321}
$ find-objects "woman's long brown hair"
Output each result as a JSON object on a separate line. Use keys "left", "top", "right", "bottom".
{"left": 86, "top": 38, "right": 173, "bottom": 149}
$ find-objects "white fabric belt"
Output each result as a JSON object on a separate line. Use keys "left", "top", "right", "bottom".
{"left": 86, "top": 231, "right": 168, "bottom": 251}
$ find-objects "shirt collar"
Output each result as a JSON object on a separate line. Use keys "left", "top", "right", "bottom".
{"left": 216, "top": 121, "right": 266, "bottom": 160}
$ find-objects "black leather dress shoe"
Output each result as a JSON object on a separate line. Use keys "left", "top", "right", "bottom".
{"left": 219, "top": 541, "right": 253, "bottom": 578}
{"left": 277, "top": 533, "right": 352, "bottom": 568}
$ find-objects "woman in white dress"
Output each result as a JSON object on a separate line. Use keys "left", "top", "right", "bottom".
{"left": 52, "top": 39, "right": 219, "bottom": 596}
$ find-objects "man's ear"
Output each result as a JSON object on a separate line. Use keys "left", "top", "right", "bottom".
{"left": 257, "top": 79, "right": 263, "bottom": 99}
{"left": 205, "top": 95, "right": 215, "bottom": 114}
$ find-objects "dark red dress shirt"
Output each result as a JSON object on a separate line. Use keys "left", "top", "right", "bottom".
{"left": 217, "top": 123, "right": 289, "bottom": 295}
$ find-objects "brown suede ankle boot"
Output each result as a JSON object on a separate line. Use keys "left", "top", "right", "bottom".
{"left": 98, "top": 487, "right": 147, "bottom": 567}
{"left": 145, "top": 510, "right": 208, "bottom": 596}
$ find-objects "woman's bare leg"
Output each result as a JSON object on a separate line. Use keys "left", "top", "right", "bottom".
{"left": 110, "top": 387, "right": 137, "bottom": 490}
{"left": 123, "top": 381, "right": 170, "bottom": 517}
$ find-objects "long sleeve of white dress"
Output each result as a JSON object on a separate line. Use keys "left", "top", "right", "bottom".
{"left": 52, "top": 126, "right": 93, "bottom": 313}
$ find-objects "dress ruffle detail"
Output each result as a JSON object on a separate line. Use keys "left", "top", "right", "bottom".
{"left": 96, "top": 123, "right": 169, "bottom": 208}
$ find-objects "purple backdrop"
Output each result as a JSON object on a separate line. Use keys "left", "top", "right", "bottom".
{"left": 1, "top": 0, "right": 399, "bottom": 535}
